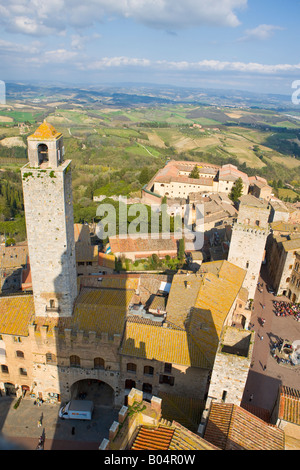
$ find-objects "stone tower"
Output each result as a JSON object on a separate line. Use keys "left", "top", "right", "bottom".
{"left": 199, "top": 326, "right": 254, "bottom": 435}
{"left": 21, "top": 121, "right": 77, "bottom": 317}
{"left": 227, "top": 194, "right": 270, "bottom": 299}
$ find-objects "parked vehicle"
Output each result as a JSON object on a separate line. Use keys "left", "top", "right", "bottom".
{"left": 59, "top": 400, "right": 94, "bottom": 420}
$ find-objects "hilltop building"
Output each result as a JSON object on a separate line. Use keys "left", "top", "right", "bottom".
{"left": 249, "top": 175, "right": 273, "bottom": 202}
{"left": 142, "top": 161, "right": 249, "bottom": 204}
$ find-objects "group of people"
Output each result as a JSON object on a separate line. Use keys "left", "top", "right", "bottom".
{"left": 273, "top": 300, "right": 300, "bottom": 321}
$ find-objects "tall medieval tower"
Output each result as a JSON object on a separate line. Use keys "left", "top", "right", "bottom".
{"left": 227, "top": 195, "right": 270, "bottom": 299}
{"left": 21, "top": 122, "right": 77, "bottom": 317}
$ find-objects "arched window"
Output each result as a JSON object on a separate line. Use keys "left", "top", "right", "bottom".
{"left": 70, "top": 355, "right": 80, "bottom": 367}
{"left": 127, "top": 363, "right": 137, "bottom": 373}
{"left": 94, "top": 357, "right": 105, "bottom": 369}
{"left": 144, "top": 366, "right": 154, "bottom": 376}
{"left": 38, "top": 143, "right": 49, "bottom": 164}
{"left": 16, "top": 350, "right": 24, "bottom": 358}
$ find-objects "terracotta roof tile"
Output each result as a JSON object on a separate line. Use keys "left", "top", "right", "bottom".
{"left": 0, "top": 295, "right": 35, "bottom": 336}
{"left": 204, "top": 403, "right": 285, "bottom": 450}
{"left": 131, "top": 426, "right": 174, "bottom": 450}
{"left": 72, "top": 286, "right": 136, "bottom": 335}
{"left": 120, "top": 321, "right": 210, "bottom": 368}
{"left": 278, "top": 386, "right": 300, "bottom": 425}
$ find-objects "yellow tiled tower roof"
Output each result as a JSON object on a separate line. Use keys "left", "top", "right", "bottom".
{"left": 29, "top": 121, "right": 62, "bottom": 140}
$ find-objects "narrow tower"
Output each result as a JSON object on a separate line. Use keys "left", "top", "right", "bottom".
{"left": 21, "top": 121, "right": 77, "bottom": 317}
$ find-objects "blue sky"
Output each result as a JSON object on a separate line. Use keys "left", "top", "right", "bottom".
{"left": 0, "top": 0, "right": 299, "bottom": 95}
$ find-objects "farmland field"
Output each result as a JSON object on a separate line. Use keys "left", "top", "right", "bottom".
{"left": 1, "top": 83, "right": 300, "bottom": 234}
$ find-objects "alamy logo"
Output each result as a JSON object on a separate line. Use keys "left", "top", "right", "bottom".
{"left": 0, "top": 81, "right": 5, "bottom": 105}
{"left": 292, "top": 80, "right": 300, "bottom": 105}
{"left": 95, "top": 200, "right": 205, "bottom": 251}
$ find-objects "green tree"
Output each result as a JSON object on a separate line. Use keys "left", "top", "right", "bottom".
{"left": 178, "top": 238, "right": 185, "bottom": 261}
{"left": 138, "top": 167, "right": 150, "bottom": 185}
{"left": 189, "top": 165, "right": 200, "bottom": 179}
{"left": 229, "top": 177, "right": 244, "bottom": 202}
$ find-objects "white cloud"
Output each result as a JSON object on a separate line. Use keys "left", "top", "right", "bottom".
{"left": 71, "top": 33, "right": 101, "bottom": 51}
{"left": 0, "top": 0, "right": 247, "bottom": 35}
{"left": 0, "top": 38, "right": 41, "bottom": 54}
{"left": 12, "top": 16, "right": 56, "bottom": 35}
{"left": 84, "top": 56, "right": 300, "bottom": 76}
{"left": 239, "top": 24, "right": 284, "bottom": 41}
{"left": 85, "top": 56, "right": 151, "bottom": 69}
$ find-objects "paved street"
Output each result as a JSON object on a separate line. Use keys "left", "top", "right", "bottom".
{"left": 0, "top": 397, "right": 118, "bottom": 450}
{"left": 242, "top": 264, "right": 300, "bottom": 414}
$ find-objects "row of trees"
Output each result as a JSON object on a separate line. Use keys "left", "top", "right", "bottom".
{"left": 0, "top": 172, "right": 24, "bottom": 220}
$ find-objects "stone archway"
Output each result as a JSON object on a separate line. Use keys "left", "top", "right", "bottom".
{"left": 70, "top": 379, "right": 114, "bottom": 407}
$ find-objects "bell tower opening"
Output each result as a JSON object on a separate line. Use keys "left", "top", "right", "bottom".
{"left": 38, "top": 143, "right": 49, "bottom": 165}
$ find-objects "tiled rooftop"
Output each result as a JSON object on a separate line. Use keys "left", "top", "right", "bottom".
{"left": 0, "top": 245, "right": 28, "bottom": 269}
{"left": 72, "top": 287, "right": 136, "bottom": 336}
{"left": 29, "top": 121, "right": 62, "bottom": 140}
{"left": 169, "top": 422, "right": 219, "bottom": 450}
{"left": 166, "top": 273, "right": 203, "bottom": 329}
{"left": 120, "top": 321, "right": 210, "bottom": 368}
{"left": 159, "top": 391, "right": 205, "bottom": 432}
{"left": 131, "top": 426, "right": 174, "bottom": 450}
{"left": 98, "top": 252, "right": 115, "bottom": 269}
{"left": 278, "top": 386, "right": 300, "bottom": 425}
{"left": 270, "top": 221, "right": 300, "bottom": 233}
{"left": 204, "top": 403, "right": 285, "bottom": 450}
{"left": 239, "top": 194, "right": 269, "bottom": 208}
{"left": 108, "top": 234, "right": 178, "bottom": 255}
{"left": 165, "top": 261, "right": 246, "bottom": 366}
{"left": 131, "top": 422, "right": 218, "bottom": 450}
{"left": 0, "top": 295, "right": 35, "bottom": 336}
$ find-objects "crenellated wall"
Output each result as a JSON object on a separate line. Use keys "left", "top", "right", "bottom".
{"left": 24, "top": 323, "right": 123, "bottom": 404}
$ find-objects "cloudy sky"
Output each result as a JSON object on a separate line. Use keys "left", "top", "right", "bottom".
{"left": 0, "top": 0, "right": 299, "bottom": 94}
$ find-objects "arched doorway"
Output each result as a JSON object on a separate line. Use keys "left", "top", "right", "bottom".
{"left": 70, "top": 379, "right": 114, "bottom": 407}
{"left": 4, "top": 383, "right": 16, "bottom": 396}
